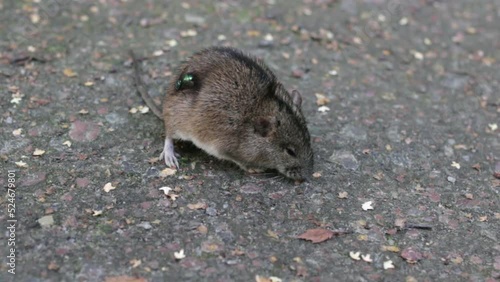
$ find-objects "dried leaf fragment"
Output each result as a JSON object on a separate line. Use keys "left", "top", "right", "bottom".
{"left": 103, "top": 182, "right": 116, "bottom": 193}
{"left": 255, "top": 276, "right": 282, "bottom": 282}
{"left": 349, "top": 251, "right": 361, "bottom": 260}
{"left": 255, "top": 276, "right": 271, "bottom": 282}
{"left": 48, "top": 261, "right": 59, "bottom": 271}
{"left": 12, "top": 128, "right": 23, "bottom": 136}
{"left": 174, "top": 249, "right": 185, "bottom": 260}
{"left": 361, "top": 254, "right": 373, "bottom": 262}
{"left": 267, "top": 230, "right": 279, "bottom": 240}
{"left": 381, "top": 245, "right": 400, "bottom": 253}
{"left": 138, "top": 105, "right": 149, "bottom": 114}
{"left": 180, "top": 29, "right": 197, "bottom": 37}
{"left": 63, "top": 68, "right": 78, "bottom": 77}
{"left": 158, "top": 186, "right": 172, "bottom": 195}
{"left": 92, "top": 210, "right": 103, "bottom": 216}
{"left": 15, "top": 161, "right": 28, "bottom": 168}
{"left": 383, "top": 260, "right": 395, "bottom": 269}
{"left": 187, "top": 202, "right": 207, "bottom": 210}
{"left": 33, "top": 148, "right": 46, "bottom": 156}
{"left": 362, "top": 201, "right": 374, "bottom": 211}
{"left": 395, "top": 218, "right": 406, "bottom": 228}
{"left": 297, "top": 228, "right": 334, "bottom": 243}
{"left": 105, "top": 276, "right": 147, "bottom": 282}
{"left": 317, "top": 106, "right": 330, "bottom": 112}
{"left": 167, "top": 39, "right": 178, "bottom": 47}
{"left": 159, "top": 168, "right": 177, "bottom": 177}
{"left": 197, "top": 225, "right": 208, "bottom": 234}
{"left": 401, "top": 247, "right": 423, "bottom": 263}
{"left": 413, "top": 51, "right": 424, "bottom": 60}
{"left": 129, "top": 259, "right": 141, "bottom": 268}
{"left": 315, "top": 93, "right": 330, "bottom": 106}
{"left": 450, "top": 255, "right": 463, "bottom": 264}
{"left": 328, "top": 69, "right": 338, "bottom": 76}
{"left": 338, "top": 191, "right": 348, "bottom": 199}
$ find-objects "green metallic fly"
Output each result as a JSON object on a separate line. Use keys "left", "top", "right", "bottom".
{"left": 175, "top": 73, "right": 195, "bottom": 90}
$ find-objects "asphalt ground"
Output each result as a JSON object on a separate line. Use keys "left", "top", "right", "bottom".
{"left": 0, "top": 0, "right": 499, "bottom": 281}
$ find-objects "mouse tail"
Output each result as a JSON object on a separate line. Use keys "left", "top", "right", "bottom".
{"left": 129, "top": 50, "right": 164, "bottom": 120}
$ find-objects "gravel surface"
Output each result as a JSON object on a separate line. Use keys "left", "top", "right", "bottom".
{"left": 1, "top": 0, "right": 499, "bottom": 281}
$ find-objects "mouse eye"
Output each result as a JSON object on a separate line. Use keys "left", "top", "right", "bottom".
{"left": 285, "top": 147, "right": 297, "bottom": 157}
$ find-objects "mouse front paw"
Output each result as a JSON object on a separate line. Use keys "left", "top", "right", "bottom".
{"left": 160, "top": 138, "right": 179, "bottom": 168}
{"left": 164, "top": 154, "right": 179, "bottom": 168}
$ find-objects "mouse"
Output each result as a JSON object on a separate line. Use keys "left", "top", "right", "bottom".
{"left": 130, "top": 46, "right": 313, "bottom": 180}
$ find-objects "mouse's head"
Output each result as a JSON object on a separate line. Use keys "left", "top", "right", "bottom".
{"left": 242, "top": 88, "right": 314, "bottom": 180}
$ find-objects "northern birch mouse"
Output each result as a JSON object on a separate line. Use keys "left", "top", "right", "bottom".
{"left": 131, "top": 47, "right": 313, "bottom": 180}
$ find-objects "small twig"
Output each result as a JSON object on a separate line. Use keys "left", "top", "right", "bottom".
{"left": 10, "top": 55, "right": 47, "bottom": 65}
{"left": 404, "top": 223, "right": 433, "bottom": 230}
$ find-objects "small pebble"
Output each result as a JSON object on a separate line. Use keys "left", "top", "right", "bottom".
{"left": 206, "top": 207, "right": 217, "bottom": 216}
{"left": 447, "top": 176, "right": 456, "bottom": 184}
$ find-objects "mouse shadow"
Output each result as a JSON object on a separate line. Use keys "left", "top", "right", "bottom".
{"left": 172, "top": 140, "right": 284, "bottom": 181}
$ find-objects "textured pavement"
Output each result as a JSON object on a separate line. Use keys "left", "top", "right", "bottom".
{"left": 1, "top": 0, "right": 499, "bottom": 281}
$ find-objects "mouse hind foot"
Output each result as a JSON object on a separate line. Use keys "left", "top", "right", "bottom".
{"left": 159, "top": 137, "right": 179, "bottom": 168}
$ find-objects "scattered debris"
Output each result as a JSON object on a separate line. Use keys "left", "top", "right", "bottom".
{"left": 129, "top": 259, "right": 141, "bottom": 268}
{"left": 15, "top": 161, "right": 28, "bottom": 168}
{"left": 92, "top": 210, "right": 103, "bottom": 216}
{"left": 63, "top": 68, "right": 78, "bottom": 77}
{"left": 361, "top": 254, "right": 373, "bottom": 263}
{"left": 349, "top": 251, "right": 361, "bottom": 260}
{"left": 362, "top": 201, "right": 374, "bottom": 211}
{"left": 187, "top": 202, "right": 207, "bottom": 210}
{"left": 174, "top": 249, "right": 186, "bottom": 260}
{"left": 159, "top": 168, "right": 177, "bottom": 177}
{"left": 297, "top": 228, "right": 350, "bottom": 243}
{"left": 159, "top": 187, "right": 172, "bottom": 195}
{"left": 12, "top": 128, "right": 22, "bottom": 136}
{"left": 38, "top": 215, "right": 54, "bottom": 228}
{"left": 338, "top": 191, "right": 348, "bottom": 199}
{"left": 381, "top": 246, "right": 401, "bottom": 253}
{"left": 33, "top": 148, "right": 46, "bottom": 156}
{"left": 315, "top": 93, "right": 330, "bottom": 106}
{"left": 317, "top": 106, "right": 330, "bottom": 112}
{"left": 383, "top": 260, "right": 395, "bottom": 269}
{"left": 401, "top": 247, "right": 423, "bottom": 263}
{"left": 103, "top": 182, "right": 116, "bottom": 193}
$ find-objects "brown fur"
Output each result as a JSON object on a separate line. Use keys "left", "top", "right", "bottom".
{"left": 134, "top": 47, "right": 314, "bottom": 180}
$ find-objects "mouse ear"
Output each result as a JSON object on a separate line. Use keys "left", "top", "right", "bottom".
{"left": 253, "top": 117, "right": 274, "bottom": 137}
{"left": 291, "top": 90, "right": 302, "bottom": 108}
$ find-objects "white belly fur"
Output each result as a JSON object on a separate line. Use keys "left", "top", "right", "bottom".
{"left": 175, "top": 132, "right": 225, "bottom": 160}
